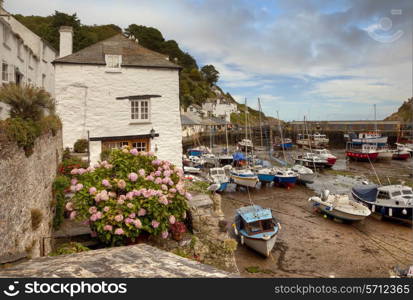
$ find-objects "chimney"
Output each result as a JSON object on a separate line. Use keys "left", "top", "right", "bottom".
{"left": 59, "top": 26, "right": 73, "bottom": 57}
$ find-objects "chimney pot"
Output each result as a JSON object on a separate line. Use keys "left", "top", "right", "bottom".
{"left": 59, "top": 26, "right": 73, "bottom": 58}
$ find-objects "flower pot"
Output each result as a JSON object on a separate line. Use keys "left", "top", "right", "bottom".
{"left": 172, "top": 231, "right": 184, "bottom": 241}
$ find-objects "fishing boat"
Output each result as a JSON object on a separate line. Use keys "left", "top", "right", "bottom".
{"left": 313, "top": 149, "right": 337, "bottom": 166}
{"left": 208, "top": 167, "right": 230, "bottom": 192}
{"left": 309, "top": 190, "right": 371, "bottom": 222}
{"left": 392, "top": 148, "right": 410, "bottom": 160}
{"left": 274, "top": 137, "right": 293, "bottom": 150}
{"left": 345, "top": 142, "right": 379, "bottom": 161}
{"left": 272, "top": 167, "right": 298, "bottom": 188}
{"left": 233, "top": 205, "right": 281, "bottom": 257}
{"left": 230, "top": 169, "right": 259, "bottom": 188}
{"left": 295, "top": 152, "right": 330, "bottom": 169}
{"left": 395, "top": 143, "right": 412, "bottom": 158}
{"left": 217, "top": 154, "right": 233, "bottom": 166}
{"left": 183, "top": 166, "right": 202, "bottom": 174}
{"left": 351, "top": 184, "right": 413, "bottom": 220}
{"left": 238, "top": 138, "right": 254, "bottom": 151}
{"left": 350, "top": 132, "right": 388, "bottom": 146}
{"left": 296, "top": 133, "right": 329, "bottom": 148}
{"left": 291, "top": 164, "right": 315, "bottom": 184}
{"left": 376, "top": 146, "right": 394, "bottom": 160}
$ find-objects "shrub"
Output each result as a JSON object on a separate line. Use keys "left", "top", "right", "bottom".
{"left": 0, "top": 83, "right": 55, "bottom": 121}
{"left": 58, "top": 154, "right": 88, "bottom": 176}
{"left": 66, "top": 147, "right": 190, "bottom": 246}
{"left": 49, "top": 242, "right": 90, "bottom": 256}
{"left": 73, "top": 139, "right": 88, "bottom": 153}
{"left": 31, "top": 209, "right": 43, "bottom": 230}
{"left": 100, "top": 149, "right": 111, "bottom": 162}
{"left": 52, "top": 176, "right": 71, "bottom": 230}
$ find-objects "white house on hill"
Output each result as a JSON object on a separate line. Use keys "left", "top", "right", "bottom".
{"left": 202, "top": 98, "right": 238, "bottom": 122}
{"left": 0, "top": 4, "right": 56, "bottom": 119}
{"left": 54, "top": 28, "right": 183, "bottom": 167}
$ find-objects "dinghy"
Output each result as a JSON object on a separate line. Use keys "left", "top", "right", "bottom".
{"left": 256, "top": 168, "right": 275, "bottom": 183}
{"left": 233, "top": 205, "right": 280, "bottom": 257}
{"left": 230, "top": 169, "right": 259, "bottom": 188}
{"left": 309, "top": 190, "right": 371, "bottom": 222}
{"left": 208, "top": 167, "right": 230, "bottom": 192}
{"left": 291, "top": 164, "right": 315, "bottom": 184}
{"left": 272, "top": 167, "right": 297, "bottom": 188}
{"left": 351, "top": 184, "right": 413, "bottom": 220}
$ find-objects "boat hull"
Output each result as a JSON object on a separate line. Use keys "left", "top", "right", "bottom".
{"left": 273, "top": 175, "right": 297, "bottom": 188}
{"left": 327, "top": 157, "right": 337, "bottom": 166}
{"left": 257, "top": 173, "right": 275, "bottom": 183}
{"left": 230, "top": 175, "right": 258, "bottom": 188}
{"left": 241, "top": 233, "right": 278, "bottom": 257}
{"left": 393, "top": 152, "right": 410, "bottom": 160}
{"left": 377, "top": 151, "right": 393, "bottom": 160}
{"left": 276, "top": 143, "right": 293, "bottom": 150}
{"left": 297, "top": 173, "right": 315, "bottom": 184}
{"left": 346, "top": 151, "right": 379, "bottom": 161}
{"left": 351, "top": 191, "right": 413, "bottom": 220}
{"left": 310, "top": 201, "right": 368, "bottom": 222}
{"left": 218, "top": 182, "right": 229, "bottom": 192}
{"left": 295, "top": 159, "right": 328, "bottom": 169}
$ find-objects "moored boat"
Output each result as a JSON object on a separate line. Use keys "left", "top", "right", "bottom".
{"left": 350, "top": 132, "right": 388, "bottom": 146}
{"left": 230, "top": 169, "right": 259, "bottom": 188}
{"left": 238, "top": 139, "right": 253, "bottom": 152}
{"left": 295, "top": 152, "right": 330, "bottom": 169}
{"left": 296, "top": 132, "right": 329, "bottom": 148}
{"left": 351, "top": 184, "right": 413, "bottom": 220}
{"left": 392, "top": 149, "right": 410, "bottom": 160}
{"left": 274, "top": 137, "right": 293, "bottom": 150}
{"left": 272, "top": 167, "right": 297, "bottom": 188}
{"left": 313, "top": 149, "right": 337, "bottom": 166}
{"left": 208, "top": 167, "right": 230, "bottom": 192}
{"left": 346, "top": 143, "right": 379, "bottom": 161}
{"left": 233, "top": 205, "right": 280, "bottom": 257}
{"left": 291, "top": 164, "right": 315, "bottom": 184}
{"left": 256, "top": 168, "right": 275, "bottom": 183}
{"left": 309, "top": 190, "right": 371, "bottom": 222}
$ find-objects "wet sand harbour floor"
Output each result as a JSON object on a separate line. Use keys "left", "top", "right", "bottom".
{"left": 220, "top": 149, "right": 412, "bottom": 278}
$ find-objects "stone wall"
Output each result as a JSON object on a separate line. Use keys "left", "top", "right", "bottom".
{"left": 0, "top": 130, "right": 63, "bottom": 263}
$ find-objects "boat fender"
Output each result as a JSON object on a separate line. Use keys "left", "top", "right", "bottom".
{"left": 371, "top": 205, "right": 375, "bottom": 212}
{"left": 233, "top": 224, "right": 238, "bottom": 235}
{"left": 240, "top": 235, "right": 244, "bottom": 245}
{"left": 277, "top": 223, "right": 282, "bottom": 231}
{"left": 402, "top": 209, "right": 407, "bottom": 215}
{"left": 389, "top": 208, "right": 393, "bottom": 217}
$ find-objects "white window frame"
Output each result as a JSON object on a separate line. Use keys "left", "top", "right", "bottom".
{"left": 105, "top": 54, "right": 122, "bottom": 72}
{"left": 130, "top": 99, "right": 150, "bottom": 123}
{"left": 2, "top": 61, "right": 8, "bottom": 82}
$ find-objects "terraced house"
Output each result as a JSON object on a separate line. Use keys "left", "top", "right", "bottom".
{"left": 0, "top": 2, "right": 56, "bottom": 119}
{"left": 54, "top": 28, "right": 183, "bottom": 166}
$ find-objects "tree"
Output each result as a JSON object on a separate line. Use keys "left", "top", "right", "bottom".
{"left": 201, "top": 65, "right": 219, "bottom": 85}
{"left": 0, "top": 84, "right": 55, "bottom": 120}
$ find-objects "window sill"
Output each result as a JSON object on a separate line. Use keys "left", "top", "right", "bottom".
{"left": 129, "top": 121, "right": 151, "bottom": 125}
{"left": 105, "top": 68, "right": 122, "bottom": 73}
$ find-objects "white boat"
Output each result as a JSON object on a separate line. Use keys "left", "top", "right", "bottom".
{"left": 351, "top": 132, "right": 388, "bottom": 146}
{"left": 295, "top": 152, "right": 330, "bottom": 169}
{"left": 395, "top": 143, "right": 413, "bottom": 157}
{"left": 230, "top": 169, "right": 259, "bottom": 188}
{"left": 202, "top": 153, "right": 218, "bottom": 166}
{"left": 183, "top": 166, "right": 202, "bottom": 174}
{"left": 309, "top": 190, "right": 371, "bottom": 222}
{"left": 291, "top": 164, "right": 315, "bottom": 184}
{"left": 376, "top": 146, "right": 394, "bottom": 160}
{"left": 208, "top": 167, "right": 230, "bottom": 192}
{"left": 238, "top": 139, "right": 253, "bottom": 151}
{"left": 296, "top": 132, "right": 329, "bottom": 148}
{"left": 313, "top": 149, "right": 337, "bottom": 166}
{"left": 233, "top": 205, "right": 280, "bottom": 257}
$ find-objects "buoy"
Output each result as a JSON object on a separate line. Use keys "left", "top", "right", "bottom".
{"left": 240, "top": 235, "right": 244, "bottom": 245}
{"left": 371, "top": 205, "right": 375, "bottom": 212}
{"left": 389, "top": 208, "right": 393, "bottom": 217}
{"left": 402, "top": 209, "right": 407, "bottom": 215}
{"left": 323, "top": 214, "right": 327, "bottom": 219}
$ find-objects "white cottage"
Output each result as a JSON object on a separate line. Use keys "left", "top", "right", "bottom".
{"left": 0, "top": 4, "right": 56, "bottom": 119}
{"left": 54, "top": 29, "right": 183, "bottom": 167}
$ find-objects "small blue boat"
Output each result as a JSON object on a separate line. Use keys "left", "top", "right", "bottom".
{"left": 208, "top": 168, "right": 230, "bottom": 193}
{"left": 257, "top": 168, "right": 276, "bottom": 183}
{"left": 233, "top": 205, "right": 280, "bottom": 257}
{"left": 187, "top": 149, "right": 204, "bottom": 157}
{"left": 272, "top": 168, "right": 298, "bottom": 188}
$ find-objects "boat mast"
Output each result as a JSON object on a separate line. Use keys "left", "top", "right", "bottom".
{"left": 374, "top": 104, "right": 377, "bottom": 133}
{"left": 258, "top": 97, "right": 263, "bottom": 147}
{"left": 225, "top": 113, "right": 229, "bottom": 153}
{"left": 277, "top": 110, "right": 286, "bottom": 163}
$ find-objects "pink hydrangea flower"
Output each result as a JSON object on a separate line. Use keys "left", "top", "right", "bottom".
{"left": 138, "top": 208, "right": 146, "bottom": 216}
{"left": 89, "top": 187, "right": 97, "bottom": 195}
{"left": 126, "top": 192, "right": 134, "bottom": 200}
{"left": 70, "top": 185, "right": 76, "bottom": 192}
{"left": 103, "top": 225, "right": 113, "bottom": 231}
{"left": 129, "top": 213, "right": 136, "bottom": 218}
{"left": 117, "top": 198, "right": 125, "bottom": 205}
{"left": 152, "top": 159, "right": 161, "bottom": 166}
{"left": 148, "top": 151, "right": 155, "bottom": 156}
{"left": 163, "top": 170, "right": 171, "bottom": 177}
{"left": 127, "top": 203, "right": 134, "bottom": 209}
{"left": 151, "top": 220, "right": 160, "bottom": 228}
{"left": 89, "top": 206, "right": 97, "bottom": 214}
{"left": 138, "top": 169, "right": 146, "bottom": 177}
{"left": 96, "top": 211, "right": 103, "bottom": 219}
{"left": 130, "top": 148, "right": 139, "bottom": 155}
{"left": 90, "top": 214, "right": 98, "bottom": 222}
{"left": 117, "top": 179, "right": 126, "bottom": 189}
{"left": 124, "top": 218, "right": 133, "bottom": 224}
{"left": 154, "top": 177, "right": 163, "bottom": 185}
{"left": 155, "top": 170, "right": 162, "bottom": 177}
{"left": 133, "top": 190, "right": 141, "bottom": 196}
{"left": 69, "top": 211, "right": 77, "bottom": 220}
{"left": 169, "top": 188, "right": 177, "bottom": 194}
{"left": 103, "top": 206, "right": 110, "bottom": 212}
{"left": 78, "top": 168, "right": 87, "bottom": 175}
{"left": 108, "top": 192, "right": 116, "bottom": 198}
{"left": 114, "top": 214, "right": 124, "bottom": 222}
{"left": 118, "top": 195, "right": 126, "bottom": 201}
{"left": 134, "top": 219, "right": 142, "bottom": 228}
{"left": 128, "top": 172, "right": 138, "bottom": 182}
{"left": 102, "top": 179, "right": 111, "bottom": 187}
{"left": 169, "top": 215, "right": 176, "bottom": 225}
{"left": 100, "top": 190, "right": 109, "bottom": 201}
{"left": 185, "top": 192, "right": 193, "bottom": 201}
{"left": 70, "top": 168, "right": 79, "bottom": 175}
{"left": 75, "top": 183, "right": 84, "bottom": 191}
{"left": 159, "top": 196, "right": 168, "bottom": 205}
{"left": 161, "top": 231, "right": 169, "bottom": 239}
{"left": 114, "top": 228, "right": 124, "bottom": 235}
{"left": 161, "top": 184, "right": 168, "bottom": 191}
{"left": 65, "top": 202, "right": 74, "bottom": 211}
{"left": 71, "top": 178, "right": 78, "bottom": 185}
{"left": 146, "top": 175, "right": 155, "bottom": 182}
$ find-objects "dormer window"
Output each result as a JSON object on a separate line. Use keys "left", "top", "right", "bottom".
{"left": 105, "top": 54, "right": 122, "bottom": 72}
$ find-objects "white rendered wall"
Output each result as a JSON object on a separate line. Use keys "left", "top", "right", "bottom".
{"left": 55, "top": 64, "right": 183, "bottom": 167}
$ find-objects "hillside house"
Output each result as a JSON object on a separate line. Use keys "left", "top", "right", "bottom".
{"left": 0, "top": 4, "right": 56, "bottom": 119}
{"left": 54, "top": 28, "right": 183, "bottom": 166}
{"left": 202, "top": 98, "right": 238, "bottom": 122}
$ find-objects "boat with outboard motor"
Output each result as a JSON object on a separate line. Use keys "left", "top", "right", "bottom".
{"left": 309, "top": 190, "right": 371, "bottom": 222}
{"left": 233, "top": 205, "right": 281, "bottom": 257}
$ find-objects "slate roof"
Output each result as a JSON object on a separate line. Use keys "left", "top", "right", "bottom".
{"left": 53, "top": 34, "right": 181, "bottom": 69}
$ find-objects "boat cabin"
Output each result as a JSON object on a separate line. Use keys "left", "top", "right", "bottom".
{"left": 210, "top": 168, "right": 226, "bottom": 176}
{"left": 236, "top": 205, "right": 277, "bottom": 236}
{"left": 358, "top": 132, "right": 381, "bottom": 139}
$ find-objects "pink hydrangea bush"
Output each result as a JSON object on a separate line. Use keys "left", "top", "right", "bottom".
{"left": 66, "top": 147, "right": 189, "bottom": 245}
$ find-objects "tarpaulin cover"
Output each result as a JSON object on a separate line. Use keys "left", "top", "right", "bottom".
{"left": 352, "top": 184, "right": 378, "bottom": 202}
{"left": 233, "top": 152, "right": 246, "bottom": 161}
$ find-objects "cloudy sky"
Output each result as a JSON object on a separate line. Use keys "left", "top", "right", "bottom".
{"left": 5, "top": 0, "right": 412, "bottom": 120}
